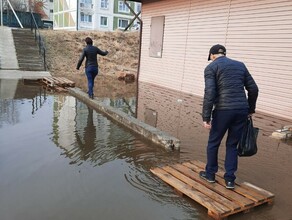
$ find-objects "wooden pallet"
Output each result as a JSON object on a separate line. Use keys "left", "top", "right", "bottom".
{"left": 150, "top": 160, "right": 274, "bottom": 220}
{"left": 42, "top": 85, "right": 68, "bottom": 93}
{"left": 42, "top": 76, "right": 75, "bottom": 88}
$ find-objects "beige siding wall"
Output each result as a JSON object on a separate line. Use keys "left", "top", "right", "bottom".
{"left": 226, "top": 0, "right": 292, "bottom": 119}
{"left": 140, "top": 0, "right": 190, "bottom": 91}
{"left": 139, "top": 0, "right": 292, "bottom": 120}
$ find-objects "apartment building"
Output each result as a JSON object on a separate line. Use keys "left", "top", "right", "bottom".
{"left": 45, "top": 0, "right": 54, "bottom": 21}
{"left": 53, "top": 0, "right": 141, "bottom": 31}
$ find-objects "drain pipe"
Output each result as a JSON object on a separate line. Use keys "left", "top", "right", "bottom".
{"left": 7, "top": 0, "right": 23, "bottom": 28}
{"left": 123, "top": 0, "right": 143, "bottom": 118}
{"left": 1, "top": 0, "right": 3, "bottom": 26}
{"left": 76, "top": 0, "right": 79, "bottom": 30}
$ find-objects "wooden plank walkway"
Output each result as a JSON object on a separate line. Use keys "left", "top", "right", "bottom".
{"left": 150, "top": 160, "right": 274, "bottom": 220}
{"left": 42, "top": 76, "right": 75, "bottom": 91}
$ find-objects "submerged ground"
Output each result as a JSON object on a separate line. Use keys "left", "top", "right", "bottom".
{"left": 27, "top": 30, "right": 292, "bottom": 219}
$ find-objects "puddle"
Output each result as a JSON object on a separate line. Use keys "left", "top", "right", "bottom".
{"left": 0, "top": 80, "right": 201, "bottom": 220}
{"left": 137, "top": 82, "right": 292, "bottom": 220}
{"left": 0, "top": 79, "right": 291, "bottom": 220}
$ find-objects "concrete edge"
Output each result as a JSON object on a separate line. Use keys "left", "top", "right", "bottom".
{"left": 68, "top": 87, "right": 181, "bottom": 150}
{"left": 0, "top": 70, "right": 51, "bottom": 79}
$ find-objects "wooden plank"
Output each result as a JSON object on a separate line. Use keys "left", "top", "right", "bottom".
{"left": 185, "top": 161, "right": 267, "bottom": 203}
{"left": 54, "top": 77, "right": 75, "bottom": 87}
{"left": 58, "top": 77, "right": 69, "bottom": 85}
{"left": 42, "top": 77, "right": 75, "bottom": 89}
{"left": 162, "top": 166, "right": 242, "bottom": 211}
{"left": 42, "top": 85, "right": 54, "bottom": 92}
{"left": 60, "top": 77, "right": 75, "bottom": 86}
{"left": 52, "top": 77, "right": 64, "bottom": 86}
{"left": 150, "top": 167, "right": 230, "bottom": 218}
{"left": 215, "top": 177, "right": 266, "bottom": 204}
{"left": 173, "top": 163, "right": 255, "bottom": 208}
{"left": 151, "top": 160, "right": 275, "bottom": 219}
{"left": 42, "top": 76, "right": 55, "bottom": 87}
{"left": 55, "top": 86, "right": 68, "bottom": 92}
{"left": 241, "top": 182, "right": 275, "bottom": 201}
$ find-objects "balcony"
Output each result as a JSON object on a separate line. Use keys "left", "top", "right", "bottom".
{"left": 79, "top": 3, "right": 94, "bottom": 14}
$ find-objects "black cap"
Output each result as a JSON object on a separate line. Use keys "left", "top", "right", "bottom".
{"left": 208, "top": 44, "right": 226, "bottom": 61}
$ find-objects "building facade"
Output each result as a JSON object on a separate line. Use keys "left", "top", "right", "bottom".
{"left": 134, "top": 0, "right": 292, "bottom": 121}
{"left": 53, "top": 0, "right": 141, "bottom": 31}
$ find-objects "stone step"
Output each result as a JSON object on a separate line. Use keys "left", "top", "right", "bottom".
{"left": 11, "top": 28, "right": 45, "bottom": 71}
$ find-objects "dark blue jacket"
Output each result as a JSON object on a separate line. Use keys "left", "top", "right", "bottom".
{"left": 202, "top": 56, "right": 258, "bottom": 122}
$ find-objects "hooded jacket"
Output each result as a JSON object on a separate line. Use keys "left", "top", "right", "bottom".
{"left": 202, "top": 56, "right": 258, "bottom": 122}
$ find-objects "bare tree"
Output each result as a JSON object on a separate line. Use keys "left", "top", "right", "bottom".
{"left": 6, "top": 0, "right": 28, "bottom": 12}
{"left": 29, "top": 0, "right": 48, "bottom": 18}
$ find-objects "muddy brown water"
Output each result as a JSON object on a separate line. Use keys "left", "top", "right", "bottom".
{"left": 0, "top": 79, "right": 291, "bottom": 220}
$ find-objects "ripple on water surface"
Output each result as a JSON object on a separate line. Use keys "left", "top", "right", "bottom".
{"left": 0, "top": 90, "right": 200, "bottom": 220}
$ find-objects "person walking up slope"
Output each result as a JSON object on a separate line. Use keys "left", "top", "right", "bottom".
{"left": 76, "top": 37, "right": 108, "bottom": 99}
{"left": 200, "top": 44, "right": 259, "bottom": 189}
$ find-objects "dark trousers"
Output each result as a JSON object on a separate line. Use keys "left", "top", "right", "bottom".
{"left": 85, "top": 66, "right": 98, "bottom": 96}
{"left": 205, "top": 109, "right": 248, "bottom": 182}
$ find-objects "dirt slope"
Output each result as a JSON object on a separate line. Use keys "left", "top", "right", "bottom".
{"left": 41, "top": 29, "right": 140, "bottom": 98}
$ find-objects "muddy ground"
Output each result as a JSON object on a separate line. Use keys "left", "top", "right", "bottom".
{"left": 41, "top": 29, "right": 139, "bottom": 98}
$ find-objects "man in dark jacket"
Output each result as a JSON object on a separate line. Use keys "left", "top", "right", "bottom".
{"left": 200, "top": 44, "right": 259, "bottom": 189}
{"left": 76, "top": 37, "right": 108, "bottom": 99}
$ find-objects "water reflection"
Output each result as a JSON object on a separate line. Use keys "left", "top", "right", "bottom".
{"left": 0, "top": 79, "right": 47, "bottom": 127}
{"left": 137, "top": 82, "right": 292, "bottom": 151}
{"left": 0, "top": 81, "right": 201, "bottom": 220}
{"left": 136, "top": 81, "right": 292, "bottom": 219}
{"left": 75, "top": 107, "right": 96, "bottom": 162}
{"left": 1, "top": 80, "right": 292, "bottom": 219}
{"left": 50, "top": 97, "right": 204, "bottom": 218}
{"left": 95, "top": 97, "right": 136, "bottom": 116}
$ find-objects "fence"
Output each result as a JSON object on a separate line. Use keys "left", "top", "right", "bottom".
{"left": 0, "top": 10, "right": 43, "bottom": 28}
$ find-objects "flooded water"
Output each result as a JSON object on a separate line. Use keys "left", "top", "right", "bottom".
{"left": 0, "top": 80, "right": 202, "bottom": 220}
{"left": 137, "top": 82, "right": 292, "bottom": 220}
{"left": 0, "top": 80, "right": 292, "bottom": 220}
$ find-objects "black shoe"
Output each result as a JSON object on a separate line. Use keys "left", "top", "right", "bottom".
{"left": 89, "top": 94, "right": 94, "bottom": 99}
{"left": 225, "top": 180, "right": 235, "bottom": 189}
{"left": 199, "top": 171, "right": 215, "bottom": 183}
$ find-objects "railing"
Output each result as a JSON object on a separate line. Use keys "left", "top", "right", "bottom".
{"left": 30, "top": 11, "right": 47, "bottom": 71}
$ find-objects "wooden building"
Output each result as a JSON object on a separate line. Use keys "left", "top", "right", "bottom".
{"left": 131, "top": 0, "right": 292, "bottom": 120}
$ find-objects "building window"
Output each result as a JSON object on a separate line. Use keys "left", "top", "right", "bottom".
{"left": 118, "top": 1, "right": 130, "bottom": 13}
{"left": 101, "top": 0, "right": 109, "bottom": 9}
{"left": 118, "top": 18, "right": 129, "bottom": 29}
{"left": 80, "top": 0, "right": 93, "bottom": 8}
{"left": 81, "top": 13, "right": 92, "bottom": 23}
{"left": 50, "top": 9, "right": 53, "bottom": 13}
{"left": 100, "top": 16, "right": 108, "bottom": 27}
{"left": 136, "top": 3, "right": 141, "bottom": 13}
{"left": 80, "top": 0, "right": 92, "bottom": 3}
{"left": 149, "top": 16, "right": 165, "bottom": 58}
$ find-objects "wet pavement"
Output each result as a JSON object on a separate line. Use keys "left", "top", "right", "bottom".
{"left": 0, "top": 80, "right": 292, "bottom": 220}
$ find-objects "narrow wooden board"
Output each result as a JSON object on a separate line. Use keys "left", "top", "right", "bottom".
{"left": 150, "top": 160, "right": 274, "bottom": 220}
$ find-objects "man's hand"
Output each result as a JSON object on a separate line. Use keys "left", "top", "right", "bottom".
{"left": 203, "top": 121, "right": 211, "bottom": 129}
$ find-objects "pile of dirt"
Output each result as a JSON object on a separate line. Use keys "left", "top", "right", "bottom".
{"left": 41, "top": 29, "right": 140, "bottom": 98}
